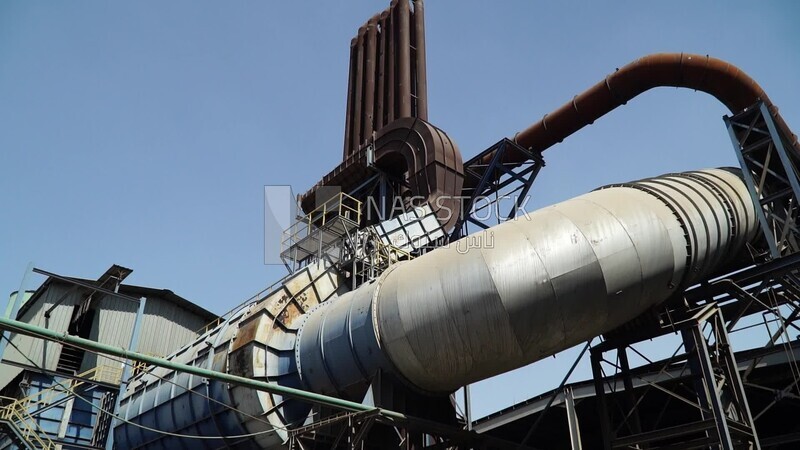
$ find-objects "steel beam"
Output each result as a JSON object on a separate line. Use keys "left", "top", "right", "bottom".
{"left": 564, "top": 386, "right": 582, "bottom": 450}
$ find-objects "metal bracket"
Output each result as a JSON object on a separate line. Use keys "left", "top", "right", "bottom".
{"left": 451, "top": 138, "right": 545, "bottom": 240}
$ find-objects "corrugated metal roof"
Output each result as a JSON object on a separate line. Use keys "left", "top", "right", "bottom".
{"left": 16, "top": 277, "right": 218, "bottom": 322}
{"left": 1, "top": 269, "right": 219, "bottom": 390}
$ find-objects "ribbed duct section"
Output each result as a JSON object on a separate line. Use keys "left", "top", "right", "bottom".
{"left": 296, "top": 168, "right": 758, "bottom": 394}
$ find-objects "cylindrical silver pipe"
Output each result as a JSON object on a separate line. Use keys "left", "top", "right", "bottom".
{"left": 296, "top": 168, "right": 757, "bottom": 394}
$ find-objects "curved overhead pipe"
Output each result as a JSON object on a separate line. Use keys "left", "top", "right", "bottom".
{"left": 471, "top": 53, "right": 799, "bottom": 178}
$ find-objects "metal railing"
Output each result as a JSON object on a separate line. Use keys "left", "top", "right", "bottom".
{"left": 86, "top": 364, "right": 124, "bottom": 385}
{"left": 0, "top": 364, "right": 123, "bottom": 450}
{"left": 193, "top": 272, "right": 298, "bottom": 336}
{"left": 352, "top": 227, "right": 414, "bottom": 285}
{"left": 281, "top": 192, "right": 362, "bottom": 257}
{"left": 370, "top": 227, "right": 414, "bottom": 266}
{"left": 0, "top": 396, "right": 56, "bottom": 450}
{"left": 13, "top": 365, "right": 119, "bottom": 411}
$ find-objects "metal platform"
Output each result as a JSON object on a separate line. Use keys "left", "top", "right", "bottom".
{"left": 280, "top": 192, "right": 362, "bottom": 271}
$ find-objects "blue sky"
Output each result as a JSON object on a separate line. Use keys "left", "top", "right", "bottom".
{"left": 1, "top": 1, "right": 798, "bottom": 418}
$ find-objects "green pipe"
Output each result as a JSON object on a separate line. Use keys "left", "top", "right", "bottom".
{"left": 0, "top": 315, "right": 406, "bottom": 420}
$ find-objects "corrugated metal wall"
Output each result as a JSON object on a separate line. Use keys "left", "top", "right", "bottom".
{"left": 81, "top": 294, "right": 208, "bottom": 371}
{"left": 0, "top": 281, "right": 211, "bottom": 389}
{"left": 0, "top": 283, "right": 78, "bottom": 387}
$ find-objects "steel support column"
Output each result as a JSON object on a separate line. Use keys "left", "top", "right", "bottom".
{"left": 591, "top": 306, "right": 761, "bottom": 449}
{"left": 564, "top": 386, "right": 583, "bottom": 450}
{"left": 0, "top": 263, "right": 33, "bottom": 363}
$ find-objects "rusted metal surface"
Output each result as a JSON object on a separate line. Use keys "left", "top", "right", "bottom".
{"left": 327, "top": 1, "right": 436, "bottom": 223}
{"left": 469, "top": 53, "right": 800, "bottom": 184}
{"left": 303, "top": 117, "right": 464, "bottom": 230}
{"left": 362, "top": 17, "right": 378, "bottom": 141}
{"left": 352, "top": 29, "right": 364, "bottom": 158}
{"left": 396, "top": 0, "right": 412, "bottom": 118}
{"left": 412, "top": 0, "right": 427, "bottom": 121}
{"left": 343, "top": 39, "right": 356, "bottom": 165}
{"left": 376, "top": 11, "right": 388, "bottom": 130}
{"left": 342, "top": 0, "right": 428, "bottom": 159}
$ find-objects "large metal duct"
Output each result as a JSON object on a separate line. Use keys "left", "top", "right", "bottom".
{"left": 301, "top": 117, "right": 464, "bottom": 230}
{"left": 296, "top": 168, "right": 758, "bottom": 394}
{"left": 113, "top": 168, "right": 757, "bottom": 449}
{"left": 113, "top": 261, "right": 343, "bottom": 450}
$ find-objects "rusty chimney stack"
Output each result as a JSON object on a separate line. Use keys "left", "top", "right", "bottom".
{"left": 343, "top": 0, "right": 428, "bottom": 159}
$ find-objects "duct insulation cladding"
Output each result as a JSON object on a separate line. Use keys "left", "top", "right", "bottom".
{"left": 296, "top": 168, "right": 758, "bottom": 394}
{"left": 113, "top": 168, "right": 758, "bottom": 450}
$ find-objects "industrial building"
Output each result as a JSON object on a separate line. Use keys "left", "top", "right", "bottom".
{"left": 2, "top": 0, "right": 800, "bottom": 449}
{"left": 0, "top": 265, "right": 218, "bottom": 449}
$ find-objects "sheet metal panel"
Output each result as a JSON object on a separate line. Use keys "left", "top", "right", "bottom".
{"left": 83, "top": 295, "right": 208, "bottom": 372}
{"left": 114, "top": 260, "right": 342, "bottom": 450}
{"left": 0, "top": 284, "right": 79, "bottom": 387}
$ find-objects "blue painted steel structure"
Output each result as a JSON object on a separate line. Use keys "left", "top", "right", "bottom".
{"left": 113, "top": 306, "right": 259, "bottom": 450}
{"left": 451, "top": 138, "right": 544, "bottom": 240}
{"left": 0, "top": 372, "right": 115, "bottom": 450}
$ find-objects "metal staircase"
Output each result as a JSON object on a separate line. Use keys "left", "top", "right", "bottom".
{"left": 0, "top": 397, "right": 56, "bottom": 450}
{"left": 0, "top": 366, "right": 121, "bottom": 450}
{"left": 90, "top": 391, "right": 117, "bottom": 448}
{"left": 54, "top": 345, "right": 84, "bottom": 375}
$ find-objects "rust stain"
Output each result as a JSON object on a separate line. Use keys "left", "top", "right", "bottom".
{"left": 470, "top": 53, "right": 800, "bottom": 182}
{"left": 277, "top": 301, "right": 304, "bottom": 329}
{"left": 231, "top": 319, "right": 258, "bottom": 352}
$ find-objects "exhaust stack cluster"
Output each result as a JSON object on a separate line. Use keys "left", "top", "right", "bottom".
{"left": 342, "top": 0, "right": 428, "bottom": 158}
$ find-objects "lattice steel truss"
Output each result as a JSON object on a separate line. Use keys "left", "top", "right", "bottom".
{"left": 451, "top": 139, "right": 544, "bottom": 240}
{"left": 726, "top": 101, "right": 800, "bottom": 259}
{"left": 591, "top": 304, "right": 761, "bottom": 450}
